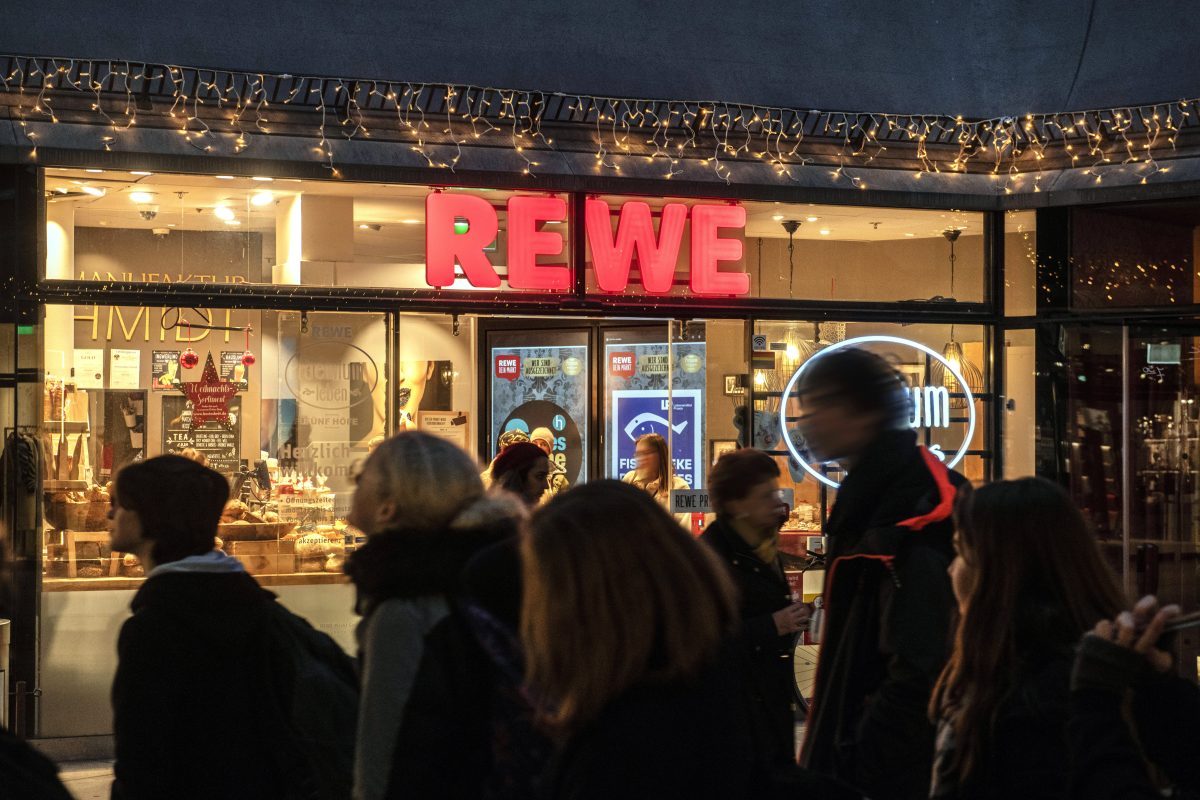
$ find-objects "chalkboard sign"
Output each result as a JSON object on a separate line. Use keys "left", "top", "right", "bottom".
{"left": 162, "top": 394, "right": 242, "bottom": 475}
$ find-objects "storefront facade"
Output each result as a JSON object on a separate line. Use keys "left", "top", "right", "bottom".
{"left": 1, "top": 53, "right": 1199, "bottom": 746}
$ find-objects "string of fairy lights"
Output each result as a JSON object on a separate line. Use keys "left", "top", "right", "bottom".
{"left": 2, "top": 55, "right": 1198, "bottom": 192}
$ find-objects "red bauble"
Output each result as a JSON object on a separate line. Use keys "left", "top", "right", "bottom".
{"left": 179, "top": 348, "right": 199, "bottom": 370}
{"left": 241, "top": 350, "right": 256, "bottom": 367}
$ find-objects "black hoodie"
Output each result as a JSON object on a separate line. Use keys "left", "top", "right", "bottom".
{"left": 800, "top": 429, "right": 963, "bottom": 800}
{"left": 111, "top": 569, "right": 288, "bottom": 800}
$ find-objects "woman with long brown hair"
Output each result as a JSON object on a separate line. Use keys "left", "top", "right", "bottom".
{"left": 522, "top": 480, "right": 759, "bottom": 799}
{"left": 929, "top": 477, "right": 1125, "bottom": 799}
{"left": 621, "top": 432, "right": 691, "bottom": 526}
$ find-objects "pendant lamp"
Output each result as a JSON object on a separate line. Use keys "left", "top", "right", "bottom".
{"left": 930, "top": 229, "right": 984, "bottom": 409}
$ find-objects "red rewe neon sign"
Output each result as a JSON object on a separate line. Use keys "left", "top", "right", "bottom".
{"left": 426, "top": 193, "right": 569, "bottom": 291}
{"left": 586, "top": 199, "right": 748, "bottom": 296}
{"left": 425, "top": 194, "right": 749, "bottom": 296}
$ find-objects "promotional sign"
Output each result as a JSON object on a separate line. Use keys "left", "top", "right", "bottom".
{"left": 181, "top": 354, "right": 240, "bottom": 428}
{"left": 162, "top": 394, "right": 242, "bottom": 475}
{"left": 604, "top": 340, "right": 707, "bottom": 486}
{"left": 780, "top": 336, "right": 978, "bottom": 488}
{"left": 608, "top": 352, "right": 635, "bottom": 379}
{"left": 611, "top": 389, "right": 703, "bottom": 488}
{"left": 671, "top": 487, "right": 794, "bottom": 515}
{"left": 491, "top": 342, "right": 588, "bottom": 484}
{"left": 220, "top": 351, "right": 251, "bottom": 391}
{"left": 425, "top": 194, "right": 749, "bottom": 296}
{"left": 152, "top": 350, "right": 182, "bottom": 391}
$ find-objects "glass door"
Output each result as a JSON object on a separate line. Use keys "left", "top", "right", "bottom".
{"left": 484, "top": 326, "right": 591, "bottom": 487}
{"left": 1126, "top": 324, "right": 1200, "bottom": 678}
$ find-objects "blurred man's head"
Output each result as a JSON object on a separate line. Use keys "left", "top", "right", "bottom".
{"left": 795, "top": 347, "right": 912, "bottom": 463}
{"left": 111, "top": 455, "right": 229, "bottom": 567}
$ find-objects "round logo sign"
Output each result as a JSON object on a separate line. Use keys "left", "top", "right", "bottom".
{"left": 501, "top": 400, "right": 584, "bottom": 484}
{"left": 779, "top": 336, "right": 977, "bottom": 488}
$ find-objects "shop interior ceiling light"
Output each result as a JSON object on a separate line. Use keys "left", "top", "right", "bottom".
{"left": 929, "top": 228, "right": 984, "bottom": 408}
{"left": 2, "top": 55, "right": 1197, "bottom": 191}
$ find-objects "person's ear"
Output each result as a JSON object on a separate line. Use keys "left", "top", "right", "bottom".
{"left": 374, "top": 500, "right": 396, "bottom": 529}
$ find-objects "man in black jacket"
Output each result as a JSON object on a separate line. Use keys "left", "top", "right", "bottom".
{"left": 108, "top": 455, "right": 353, "bottom": 800}
{"left": 795, "top": 348, "right": 962, "bottom": 800}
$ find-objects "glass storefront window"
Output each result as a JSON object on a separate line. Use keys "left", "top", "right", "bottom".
{"left": 44, "top": 169, "right": 571, "bottom": 293}
{"left": 1005, "top": 210, "right": 1037, "bottom": 316}
{"left": 39, "top": 304, "right": 389, "bottom": 587}
{"left": 1002, "top": 328, "right": 1037, "bottom": 478}
{"left": 1072, "top": 202, "right": 1200, "bottom": 309}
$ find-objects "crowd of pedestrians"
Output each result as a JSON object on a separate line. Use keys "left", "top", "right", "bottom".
{"left": 1, "top": 346, "right": 1196, "bottom": 799}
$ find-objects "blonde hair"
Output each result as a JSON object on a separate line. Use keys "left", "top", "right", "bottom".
{"left": 521, "top": 480, "right": 737, "bottom": 733}
{"left": 365, "top": 431, "right": 502, "bottom": 531}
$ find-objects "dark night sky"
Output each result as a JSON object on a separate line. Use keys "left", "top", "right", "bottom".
{"left": 2, "top": 1, "right": 1196, "bottom": 118}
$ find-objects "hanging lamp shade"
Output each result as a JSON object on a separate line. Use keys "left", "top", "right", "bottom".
{"left": 930, "top": 339, "right": 985, "bottom": 409}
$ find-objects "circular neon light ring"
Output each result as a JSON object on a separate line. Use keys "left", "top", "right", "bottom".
{"left": 779, "top": 335, "right": 977, "bottom": 488}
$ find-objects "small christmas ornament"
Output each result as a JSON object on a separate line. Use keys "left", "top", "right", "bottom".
{"left": 240, "top": 326, "right": 255, "bottom": 367}
{"left": 181, "top": 354, "right": 239, "bottom": 428}
{"left": 179, "top": 347, "right": 199, "bottom": 370}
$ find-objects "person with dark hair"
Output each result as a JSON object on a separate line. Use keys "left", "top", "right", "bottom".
{"left": 109, "top": 454, "right": 349, "bottom": 799}
{"left": 929, "top": 478, "right": 1125, "bottom": 798}
{"left": 523, "top": 480, "right": 759, "bottom": 799}
{"left": 702, "top": 447, "right": 807, "bottom": 767}
{"left": 1069, "top": 595, "right": 1200, "bottom": 800}
{"left": 490, "top": 442, "right": 551, "bottom": 508}
{"left": 795, "top": 346, "right": 965, "bottom": 800}
{"left": 480, "top": 428, "right": 530, "bottom": 489}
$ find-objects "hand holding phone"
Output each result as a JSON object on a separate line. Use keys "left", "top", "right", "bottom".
{"left": 1090, "top": 595, "right": 1181, "bottom": 674}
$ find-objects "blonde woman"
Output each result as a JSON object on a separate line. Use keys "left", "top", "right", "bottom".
{"left": 344, "top": 431, "right": 523, "bottom": 800}
{"left": 621, "top": 433, "right": 691, "bottom": 525}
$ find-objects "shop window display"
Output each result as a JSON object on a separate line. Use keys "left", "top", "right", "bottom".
{"left": 39, "top": 305, "right": 389, "bottom": 587}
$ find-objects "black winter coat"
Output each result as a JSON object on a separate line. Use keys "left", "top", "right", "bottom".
{"left": 932, "top": 655, "right": 1074, "bottom": 799}
{"left": 1069, "top": 635, "right": 1200, "bottom": 799}
{"left": 800, "top": 430, "right": 962, "bottom": 800}
{"left": 0, "top": 725, "right": 72, "bottom": 800}
{"left": 385, "top": 537, "right": 552, "bottom": 800}
{"left": 541, "top": 649, "right": 764, "bottom": 800}
{"left": 700, "top": 516, "right": 796, "bottom": 765}
{"left": 111, "top": 571, "right": 289, "bottom": 800}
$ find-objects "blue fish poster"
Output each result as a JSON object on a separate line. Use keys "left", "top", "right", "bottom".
{"left": 611, "top": 389, "right": 703, "bottom": 488}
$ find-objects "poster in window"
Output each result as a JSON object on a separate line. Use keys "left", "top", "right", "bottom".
{"left": 491, "top": 339, "right": 588, "bottom": 485}
{"left": 73, "top": 349, "right": 104, "bottom": 389}
{"left": 220, "top": 351, "right": 251, "bottom": 392}
{"left": 611, "top": 390, "right": 704, "bottom": 489}
{"left": 152, "top": 350, "right": 182, "bottom": 391}
{"left": 109, "top": 349, "right": 142, "bottom": 390}
{"left": 418, "top": 411, "right": 470, "bottom": 450}
{"left": 604, "top": 340, "right": 706, "bottom": 486}
{"left": 161, "top": 394, "right": 242, "bottom": 475}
